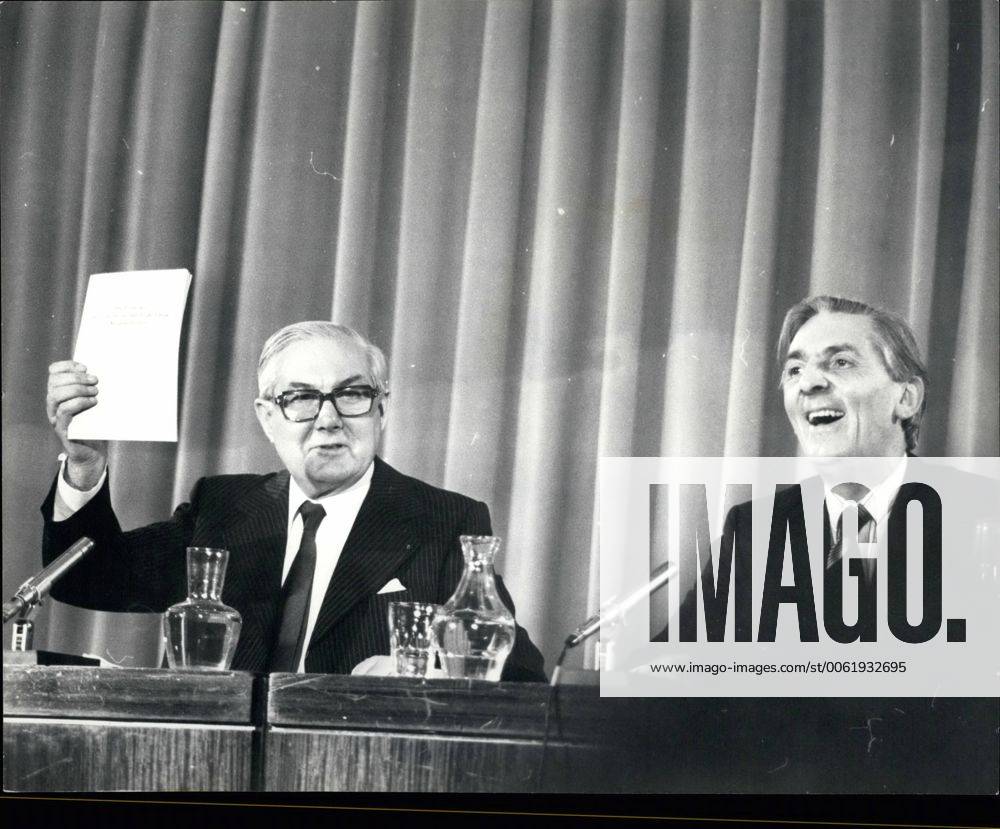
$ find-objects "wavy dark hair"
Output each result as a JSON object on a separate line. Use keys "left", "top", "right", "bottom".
{"left": 776, "top": 296, "right": 928, "bottom": 453}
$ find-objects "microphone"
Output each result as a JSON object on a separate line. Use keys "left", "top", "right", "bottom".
{"left": 2, "top": 537, "right": 96, "bottom": 623}
{"left": 564, "top": 561, "right": 677, "bottom": 648}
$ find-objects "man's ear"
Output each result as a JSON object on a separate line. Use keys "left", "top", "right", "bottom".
{"left": 254, "top": 398, "right": 275, "bottom": 443}
{"left": 377, "top": 394, "right": 389, "bottom": 428}
{"left": 895, "top": 377, "right": 925, "bottom": 421}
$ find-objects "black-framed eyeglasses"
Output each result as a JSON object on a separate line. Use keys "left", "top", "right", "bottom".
{"left": 271, "top": 386, "right": 383, "bottom": 422}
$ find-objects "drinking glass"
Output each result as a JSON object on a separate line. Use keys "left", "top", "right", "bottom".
{"left": 388, "top": 601, "right": 438, "bottom": 678}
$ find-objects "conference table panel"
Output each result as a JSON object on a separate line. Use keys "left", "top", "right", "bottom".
{"left": 264, "top": 674, "right": 614, "bottom": 792}
{"left": 265, "top": 673, "right": 606, "bottom": 738}
{"left": 264, "top": 728, "right": 600, "bottom": 792}
{"left": 263, "top": 675, "right": 999, "bottom": 793}
{"left": 3, "top": 718, "right": 253, "bottom": 791}
{"left": 3, "top": 665, "right": 254, "bottom": 721}
{"left": 3, "top": 665, "right": 255, "bottom": 792}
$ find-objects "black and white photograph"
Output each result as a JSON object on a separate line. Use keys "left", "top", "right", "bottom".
{"left": 2, "top": 0, "right": 997, "bottom": 825}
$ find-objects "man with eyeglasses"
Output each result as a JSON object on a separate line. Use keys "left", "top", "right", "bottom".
{"left": 41, "top": 321, "right": 546, "bottom": 680}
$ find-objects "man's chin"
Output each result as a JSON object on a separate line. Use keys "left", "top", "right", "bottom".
{"left": 302, "top": 459, "right": 359, "bottom": 494}
{"left": 798, "top": 439, "right": 854, "bottom": 458}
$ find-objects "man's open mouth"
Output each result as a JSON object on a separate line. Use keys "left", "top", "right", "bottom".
{"left": 806, "top": 409, "right": 845, "bottom": 426}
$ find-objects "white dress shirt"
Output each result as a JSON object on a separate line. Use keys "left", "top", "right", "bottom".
{"left": 53, "top": 456, "right": 107, "bottom": 520}
{"left": 823, "top": 457, "right": 908, "bottom": 532}
{"left": 53, "top": 457, "right": 375, "bottom": 673}
{"left": 822, "top": 456, "right": 908, "bottom": 564}
{"left": 284, "top": 463, "right": 372, "bottom": 672}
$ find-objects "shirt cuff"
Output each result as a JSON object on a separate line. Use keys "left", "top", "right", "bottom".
{"left": 53, "top": 456, "right": 107, "bottom": 521}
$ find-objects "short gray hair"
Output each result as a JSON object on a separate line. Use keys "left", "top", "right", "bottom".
{"left": 776, "top": 296, "right": 928, "bottom": 453}
{"left": 257, "top": 321, "right": 389, "bottom": 398}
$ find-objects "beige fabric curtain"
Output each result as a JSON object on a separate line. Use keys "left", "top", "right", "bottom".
{"left": 2, "top": 0, "right": 996, "bottom": 666}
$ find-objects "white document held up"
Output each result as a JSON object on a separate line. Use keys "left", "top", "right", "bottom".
{"left": 68, "top": 269, "right": 192, "bottom": 442}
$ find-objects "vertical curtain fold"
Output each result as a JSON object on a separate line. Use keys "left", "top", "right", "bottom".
{"left": 506, "top": 0, "right": 624, "bottom": 647}
{"left": 722, "top": 0, "right": 787, "bottom": 458}
{"left": 660, "top": 0, "right": 760, "bottom": 457}
{"left": 587, "top": 0, "right": 670, "bottom": 618}
{"left": 384, "top": 0, "right": 486, "bottom": 484}
{"left": 947, "top": 0, "right": 999, "bottom": 455}
{"left": 923, "top": 0, "right": 984, "bottom": 455}
{"left": 75, "top": 2, "right": 145, "bottom": 299}
{"left": 905, "top": 0, "right": 949, "bottom": 352}
{"left": 331, "top": 1, "right": 391, "bottom": 334}
{"left": 443, "top": 0, "right": 533, "bottom": 503}
{"left": 175, "top": 1, "right": 268, "bottom": 497}
{"left": 2, "top": 4, "right": 103, "bottom": 613}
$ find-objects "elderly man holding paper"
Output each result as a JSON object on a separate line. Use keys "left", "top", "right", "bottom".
{"left": 42, "top": 318, "right": 545, "bottom": 681}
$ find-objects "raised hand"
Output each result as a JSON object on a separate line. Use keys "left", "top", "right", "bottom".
{"left": 46, "top": 360, "right": 108, "bottom": 490}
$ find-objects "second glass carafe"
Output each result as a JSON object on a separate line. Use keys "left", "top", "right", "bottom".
{"left": 432, "top": 535, "right": 516, "bottom": 681}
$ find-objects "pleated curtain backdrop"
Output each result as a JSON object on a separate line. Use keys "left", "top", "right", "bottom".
{"left": 2, "top": 0, "right": 997, "bottom": 667}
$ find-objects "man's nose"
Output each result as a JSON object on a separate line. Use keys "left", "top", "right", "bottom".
{"left": 314, "top": 398, "right": 343, "bottom": 428}
{"left": 798, "top": 363, "right": 829, "bottom": 393}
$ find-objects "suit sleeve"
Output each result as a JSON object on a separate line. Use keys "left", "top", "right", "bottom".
{"left": 41, "top": 473, "right": 198, "bottom": 612}
{"left": 460, "top": 499, "right": 547, "bottom": 682}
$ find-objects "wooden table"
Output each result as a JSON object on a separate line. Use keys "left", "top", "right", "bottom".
{"left": 5, "top": 666, "right": 997, "bottom": 793}
{"left": 261, "top": 675, "right": 999, "bottom": 793}
{"left": 3, "top": 665, "right": 255, "bottom": 791}
{"left": 263, "top": 674, "right": 611, "bottom": 792}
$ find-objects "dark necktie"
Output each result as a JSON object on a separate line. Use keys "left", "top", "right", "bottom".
{"left": 826, "top": 487, "right": 876, "bottom": 570}
{"left": 269, "top": 501, "right": 326, "bottom": 672}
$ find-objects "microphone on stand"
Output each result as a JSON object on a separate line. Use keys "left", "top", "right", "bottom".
{"left": 2, "top": 537, "right": 96, "bottom": 624}
{"left": 542, "top": 559, "right": 679, "bottom": 771}
{"left": 537, "top": 561, "right": 677, "bottom": 789}
{"left": 564, "top": 561, "right": 678, "bottom": 649}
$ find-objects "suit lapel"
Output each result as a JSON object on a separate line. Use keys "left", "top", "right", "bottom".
{"left": 307, "top": 457, "right": 422, "bottom": 648}
{"left": 225, "top": 471, "right": 289, "bottom": 670}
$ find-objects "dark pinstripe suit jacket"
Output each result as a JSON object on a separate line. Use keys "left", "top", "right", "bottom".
{"left": 41, "top": 456, "right": 546, "bottom": 681}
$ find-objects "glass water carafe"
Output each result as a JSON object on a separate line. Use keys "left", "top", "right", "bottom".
{"left": 432, "top": 535, "right": 516, "bottom": 681}
{"left": 163, "top": 547, "right": 242, "bottom": 670}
